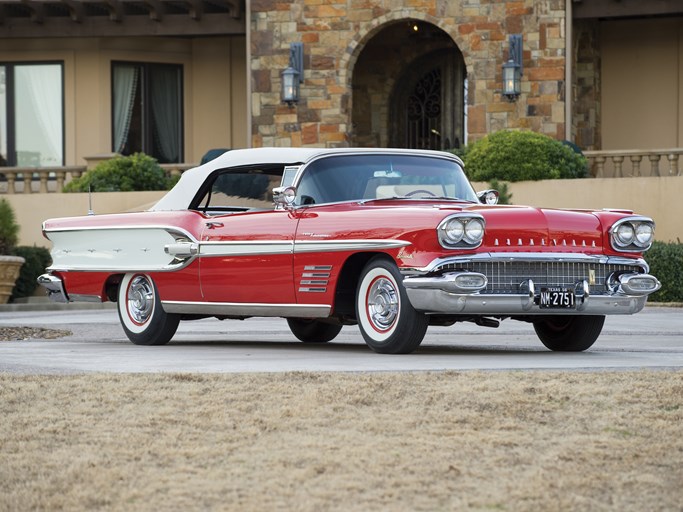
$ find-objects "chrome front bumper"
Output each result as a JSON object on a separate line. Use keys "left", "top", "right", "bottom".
{"left": 402, "top": 271, "right": 661, "bottom": 316}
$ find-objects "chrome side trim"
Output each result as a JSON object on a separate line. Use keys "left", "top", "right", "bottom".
{"left": 44, "top": 224, "right": 197, "bottom": 238}
{"left": 162, "top": 301, "right": 331, "bottom": 318}
{"left": 68, "top": 293, "right": 104, "bottom": 303}
{"left": 199, "top": 240, "right": 294, "bottom": 256}
{"left": 293, "top": 239, "right": 411, "bottom": 253}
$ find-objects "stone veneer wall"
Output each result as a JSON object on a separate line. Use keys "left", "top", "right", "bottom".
{"left": 250, "top": 0, "right": 569, "bottom": 148}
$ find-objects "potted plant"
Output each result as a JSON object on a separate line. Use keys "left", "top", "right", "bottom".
{"left": 0, "top": 199, "right": 25, "bottom": 304}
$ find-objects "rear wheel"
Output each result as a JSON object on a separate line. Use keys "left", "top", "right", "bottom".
{"left": 533, "top": 315, "right": 605, "bottom": 352}
{"left": 117, "top": 273, "right": 180, "bottom": 346}
{"left": 287, "top": 318, "right": 342, "bottom": 343}
{"left": 355, "top": 256, "right": 428, "bottom": 354}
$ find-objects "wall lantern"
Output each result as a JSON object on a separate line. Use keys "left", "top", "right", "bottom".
{"left": 281, "top": 42, "right": 304, "bottom": 107}
{"left": 502, "top": 34, "right": 523, "bottom": 101}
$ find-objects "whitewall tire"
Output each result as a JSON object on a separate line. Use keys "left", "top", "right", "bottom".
{"left": 117, "top": 273, "right": 180, "bottom": 346}
{"left": 356, "top": 256, "right": 428, "bottom": 354}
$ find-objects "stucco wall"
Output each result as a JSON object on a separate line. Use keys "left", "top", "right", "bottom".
{"left": 6, "top": 176, "right": 681, "bottom": 250}
{"left": 0, "top": 36, "right": 247, "bottom": 166}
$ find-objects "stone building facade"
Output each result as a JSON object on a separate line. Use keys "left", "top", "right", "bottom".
{"left": 250, "top": 0, "right": 569, "bottom": 149}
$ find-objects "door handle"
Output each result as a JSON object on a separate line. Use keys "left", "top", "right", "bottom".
{"left": 205, "top": 221, "right": 224, "bottom": 229}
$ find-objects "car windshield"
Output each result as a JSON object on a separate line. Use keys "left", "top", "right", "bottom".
{"left": 295, "top": 154, "right": 477, "bottom": 206}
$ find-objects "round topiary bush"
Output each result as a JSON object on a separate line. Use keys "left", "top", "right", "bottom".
{"left": 0, "top": 198, "right": 19, "bottom": 254}
{"left": 463, "top": 130, "right": 588, "bottom": 182}
{"left": 64, "top": 153, "right": 172, "bottom": 192}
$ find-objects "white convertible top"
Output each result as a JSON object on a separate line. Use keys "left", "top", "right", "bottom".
{"left": 150, "top": 146, "right": 461, "bottom": 211}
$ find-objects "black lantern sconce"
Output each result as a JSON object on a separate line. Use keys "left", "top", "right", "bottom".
{"left": 281, "top": 42, "right": 304, "bottom": 107}
{"left": 502, "top": 34, "right": 523, "bottom": 101}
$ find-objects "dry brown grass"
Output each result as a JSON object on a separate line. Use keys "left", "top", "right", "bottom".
{"left": 1, "top": 371, "right": 682, "bottom": 511}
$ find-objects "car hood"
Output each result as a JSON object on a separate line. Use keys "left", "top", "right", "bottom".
{"left": 461, "top": 204, "right": 605, "bottom": 251}
{"left": 344, "top": 200, "right": 610, "bottom": 253}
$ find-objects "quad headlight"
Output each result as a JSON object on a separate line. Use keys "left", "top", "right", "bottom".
{"left": 610, "top": 217, "right": 655, "bottom": 251}
{"left": 438, "top": 214, "right": 485, "bottom": 249}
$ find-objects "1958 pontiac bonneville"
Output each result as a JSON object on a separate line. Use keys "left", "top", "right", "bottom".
{"left": 39, "top": 147, "right": 661, "bottom": 354}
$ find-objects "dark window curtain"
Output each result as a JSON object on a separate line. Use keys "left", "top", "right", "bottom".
{"left": 150, "top": 66, "right": 180, "bottom": 163}
{"left": 112, "top": 65, "right": 138, "bottom": 154}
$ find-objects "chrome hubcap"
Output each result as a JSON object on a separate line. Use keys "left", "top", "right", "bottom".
{"left": 127, "top": 275, "right": 154, "bottom": 324}
{"left": 367, "top": 277, "right": 399, "bottom": 331}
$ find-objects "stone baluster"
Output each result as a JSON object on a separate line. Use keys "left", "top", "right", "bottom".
{"left": 667, "top": 154, "right": 679, "bottom": 176}
{"left": 23, "top": 172, "right": 32, "bottom": 194}
{"left": 6, "top": 171, "right": 16, "bottom": 194}
{"left": 593, "top": 156, "right": 606, "bottom": 178}
{"left": 612, "top": 155, "right": 624, "bottom": 177}
{"left": 648, "top": 154, "right": 661, "bottom": 177}
{"left": 629, "top": 155, "right": 642, "bottom": 177}
{"left": 39, "top": 171, "right": 49, "bottom": 193}
{"left": 55, "top": 170, "right": 66, "bottom": 192}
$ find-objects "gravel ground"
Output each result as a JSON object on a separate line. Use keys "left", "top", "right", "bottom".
{"left": 0, "top": 327, "right": 72, "bottom": 342}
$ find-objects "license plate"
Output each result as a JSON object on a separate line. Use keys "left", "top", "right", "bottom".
{"left": 539, "top": 287, "right": 575, "bottom": 309}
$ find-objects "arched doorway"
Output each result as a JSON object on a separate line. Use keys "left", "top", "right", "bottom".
{"left": 390, "top": 49, "right": 466, "bottom": 150}
{"left": 351, "top": 20, "right": 466, "bottom": 150}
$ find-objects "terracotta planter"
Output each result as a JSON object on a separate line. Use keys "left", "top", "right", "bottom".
{"left": 0, "top": 255, "right": 25, "bottom": 304}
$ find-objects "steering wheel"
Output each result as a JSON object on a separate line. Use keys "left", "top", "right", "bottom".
{"left": 405, "top": 189, "right": 437, "bottom": 197}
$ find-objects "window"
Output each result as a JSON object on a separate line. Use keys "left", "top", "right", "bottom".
{"left": 0, "top": 62, "right": 64, "bottom": 167}
{"left": 112, "top": 62, "right": 183, "bottom": 164}
{"left": 194, "top": 166, "right": 285, "bottom": 213}
{"left": 296, "top": 154, "right": 477, "bottom": 205}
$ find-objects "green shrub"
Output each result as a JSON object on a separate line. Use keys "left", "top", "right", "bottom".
{"left": 64, "top": 153, "right": 172, "bottom": 192}
{"left": 0, "top": 198, "right": 19, "bottom": 254}
{"left": 462, "top": 130, "right": 588, "bottom": 182}
{"left": 646, "top": 241, "right": 683, "bottom": 303}
{"left": 10, "top": 246, "right": 52, "bottom": 301}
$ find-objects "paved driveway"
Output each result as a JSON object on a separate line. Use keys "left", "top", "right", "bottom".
{"left": 0, "top": 306, "right": 681, "bottom": 373}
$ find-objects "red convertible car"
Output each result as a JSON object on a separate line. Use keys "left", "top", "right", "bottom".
{"left": 39, "top": 147, "right": 660, "bottom": 354}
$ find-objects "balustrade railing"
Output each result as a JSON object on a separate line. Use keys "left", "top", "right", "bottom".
{"left": 2, "top": 149, "right": 681, "bottom": 194}
{"left": 584, "top": 149, "right": 683, "bottom": 178}
{"left": 0, "top": 163, "right": 194, "bottom": 194}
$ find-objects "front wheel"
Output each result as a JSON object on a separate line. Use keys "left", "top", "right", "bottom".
{"left": 117, "top": 273, "right": 180, "bottom": 346}
{"left": 287, "top": 318, "right": 342, "bottom": 343}
{"left": 355, "top": 256, "right": 428, "bottom": 354}
{"left": 533, "top": 315, "right": 605, "bottom": 352}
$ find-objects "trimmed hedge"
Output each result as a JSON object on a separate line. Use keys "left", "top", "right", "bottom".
{"left": 646, "top": 241, "right": 683, "bottom": 303}
{"left": 459, "top": 130, "right": 588, "bottom": 182}
{"left": 64, "top": 153, "right": 172, "bottom": 192}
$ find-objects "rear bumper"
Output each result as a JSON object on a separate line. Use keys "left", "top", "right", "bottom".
{"left": 402, "top": 271, "right": 661, "bottom": 316}
{"left": 37, "top": 274, "right": 69, "bottom": 303}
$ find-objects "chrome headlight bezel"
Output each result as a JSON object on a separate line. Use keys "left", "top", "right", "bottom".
{"left": 437, "top": 214, "right": 485, "bottom": 249}
{"left": 610, "top": 216, "right": 655, "bottom": 252}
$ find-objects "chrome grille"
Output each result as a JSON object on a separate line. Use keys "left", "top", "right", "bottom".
{"left": 437, "top": 261, "right": 642, "bottom": 295}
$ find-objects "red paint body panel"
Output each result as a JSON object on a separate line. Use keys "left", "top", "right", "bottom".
{"left": 199, "top": 210, "right": 298, "bottom": 303}
{"left": 43, "top": 200, "right": 648, "bottom": 308}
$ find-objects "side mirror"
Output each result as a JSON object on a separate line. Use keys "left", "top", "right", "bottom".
{"left": 477, "top": 189, "right": 499, "bottom": 205}
{"left": 273, "top": 186, "right": 297, "bottom": 209}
